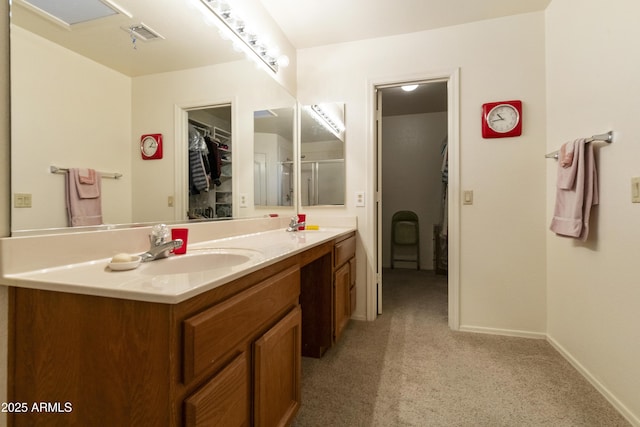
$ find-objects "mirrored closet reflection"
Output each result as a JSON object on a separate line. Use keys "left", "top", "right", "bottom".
{"left": 188, "top": 105, "right": 232, "bottom": 219}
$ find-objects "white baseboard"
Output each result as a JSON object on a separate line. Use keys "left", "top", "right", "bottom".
{"left": 459, "top": 324, "right": 547, "bottom": 340}
{"left": 547, "top": 335, "right": 640, "bottom": 427}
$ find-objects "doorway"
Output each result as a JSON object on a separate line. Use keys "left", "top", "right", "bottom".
{"left": 373, "top": 71, "right": 460, "bottom": 330}
{"left": 186, "top": 105, "right": 232, "bottom": 219}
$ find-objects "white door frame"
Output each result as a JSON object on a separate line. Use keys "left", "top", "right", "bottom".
{"left": 367, "top": 68, "right": 460, "bottom": 330}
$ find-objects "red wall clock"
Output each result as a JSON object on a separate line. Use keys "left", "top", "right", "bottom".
{"left": 481, "top": 100, "right": 522, "bottom": 138}
{"left": 140, "top": 134, "right": 163, "bottom": 160}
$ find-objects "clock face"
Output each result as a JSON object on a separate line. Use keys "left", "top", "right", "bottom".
{"left": 142, "top": 137, "right": 157, "bottom": 156}
{"left": 140, "top": 134, "right": 163, "bottom": 159}
{"left": 487, "top": 104, "right": 519, "bottom": 133}
{"left": 481, "top": 100, "right": 522, "bottom": 138}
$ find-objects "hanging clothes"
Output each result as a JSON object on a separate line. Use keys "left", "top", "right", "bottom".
{"left": 205, "top": 135, "right": 222, "bottom": 186}
{"left": 188, "top": 125, "right": 210, "bottom": 194}
{"left": 189, "top": 150, "right": 209, "bottom": 193}
{"left": 439, "top": 136, "right": 449, "bottom": 237}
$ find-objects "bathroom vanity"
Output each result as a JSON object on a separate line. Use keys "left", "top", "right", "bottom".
{"left": 1, "top": 222, "right": 356, "bottom": 426}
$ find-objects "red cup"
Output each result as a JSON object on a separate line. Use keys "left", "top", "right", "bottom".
{"left": 171, "top": 228, "right": 189, "bottom": 254}
{"left": 297, "top": 214, "right": 306, "bottom": 230}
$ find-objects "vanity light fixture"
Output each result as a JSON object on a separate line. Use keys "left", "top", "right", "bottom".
{"left": 200, "top": 0, "right": 285, "bottom": 73}
{"left": 401, "top": 84, "right": 419, "bottom": 92}
{"left": 310, "top": 104, "right": 345, "bottom": 139}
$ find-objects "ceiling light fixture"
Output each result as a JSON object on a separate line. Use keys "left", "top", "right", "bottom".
{"left": 200, "top": 0, "right": 285, "bottom": 73}
{"left": 309, "top": 104, "right": 345, "bottom": 139}
{"left": 18, "top": 0, "right": 130, "bottom": 28}
{"left": 401, "top": 84, "right": 419, "bottom": 92}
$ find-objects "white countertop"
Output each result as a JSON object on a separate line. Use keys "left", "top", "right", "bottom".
{"left": 1, "top": 227, "right": 355, "bottom": 304}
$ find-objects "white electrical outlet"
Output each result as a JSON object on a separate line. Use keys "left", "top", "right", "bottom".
{"left": 239, "top": 193, "right": 248, "bottom": 208}
{"left": 355, "top": 191, "right": 365, "bottom": 207}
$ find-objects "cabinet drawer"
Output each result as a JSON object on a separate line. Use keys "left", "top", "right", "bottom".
{"left": 183, "top": 266, "right": 300, "bottom": 382}
{"left": 334, "top": 234, "right": 355, "bottom": 267}
{"left": 184, "top": 352, "right": 249, "bottom": 427}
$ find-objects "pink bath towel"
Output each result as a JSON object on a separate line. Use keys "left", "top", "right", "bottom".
{"left": 66, "top": 168, "right": 103, "bottom": 226}
{"left": 549, "top": 139, "right": 598, "bottom": 241}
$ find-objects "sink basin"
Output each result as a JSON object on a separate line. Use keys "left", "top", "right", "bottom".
{"left": 139, "top": 249, "right": 258, "bottom": 275}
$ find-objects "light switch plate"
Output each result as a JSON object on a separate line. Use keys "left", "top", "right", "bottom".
{"left": 14, "top": 193, "right": 32, "bottom": 208}
{"left": 632, "top": 177, "right": 640, "bottom": 203}
{"left": 463, "top": 190, "right": 473, "bottom": 205}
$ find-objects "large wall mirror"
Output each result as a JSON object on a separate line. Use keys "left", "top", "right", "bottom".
{"left": 300, "top": 103, "right": 346, "bottom": 206}
{"left": 9, "top": 0, "right": 296, "bottom": 235}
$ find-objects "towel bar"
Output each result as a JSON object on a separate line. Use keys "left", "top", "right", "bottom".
{"left": 545, "top": 131, "right": 613, "bottom": 159}
{"left": 50, "top": 165, "right": 123, "bottom": 179}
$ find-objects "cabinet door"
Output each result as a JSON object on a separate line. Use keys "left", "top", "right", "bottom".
{"left": 349, "top": 257, "right": 357, "bottom": 314}
{"left": 254, "top": 306, "right": 302, "bottom": 427}
{"left": 184, "top": 352, "right": 249, "bottom": 427}
{"left": 334, "top": 262, "right": 351, "bottom": 342}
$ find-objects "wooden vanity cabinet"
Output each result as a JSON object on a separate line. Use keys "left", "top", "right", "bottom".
{"left": 299, "top": 232, "right": 357, "bottom": 357}
{"left": 7, "top": 231, "right": 356, "bottom": 425}
{"left": 8, "top": 257, "right": 301, "bottom": 427}
{"left": 333, "top": 233, "right": 356, "bottom": 343}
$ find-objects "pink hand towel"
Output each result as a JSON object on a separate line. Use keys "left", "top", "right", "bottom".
{"left": 550, "top": 139, "right": 598, "bottom": 241}
{"left": 78, "top": 168, "right": 96, "bottom": 185}
{"left": 66, "top": 168, "right": 102, "bottom": 226}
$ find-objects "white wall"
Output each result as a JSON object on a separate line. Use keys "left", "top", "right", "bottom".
{"left": 10, "top": 26, "right": 132, "bottom": 230}
{"left": 297, "top": 12, "right": 548, "bottom": 331}
{"left": 546, "top": 0, "right": 640, "bottom": 423}
{"left": 382, "top": 112, "right": 447, "bottom": 270}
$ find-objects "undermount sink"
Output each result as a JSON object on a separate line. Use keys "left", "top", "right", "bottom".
{"left": 139, "top": 248, "right": 258, "bottom": 275}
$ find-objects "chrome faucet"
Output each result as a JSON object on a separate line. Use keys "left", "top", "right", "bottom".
{"left": 286, "top": 215, "right": 306, "bottom": 232}
{"left": 141, "top": 224, "right": 183, "bottom": 262}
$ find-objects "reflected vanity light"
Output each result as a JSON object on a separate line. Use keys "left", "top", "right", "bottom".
{"left": 309, "top": 104, "right": 345, "bottom": 139}
{"left": 200, "top": 0, "right": 286, "bottom": 73}
{"left": 401, "top": 84, "right": 418, "bottom": 92}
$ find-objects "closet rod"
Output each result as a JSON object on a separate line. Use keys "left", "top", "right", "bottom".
{"left": 545, "top": 131, "right": 613, "bottom": 159}
{"left": 50, "top": 165, "right": 123, "bottom": 179}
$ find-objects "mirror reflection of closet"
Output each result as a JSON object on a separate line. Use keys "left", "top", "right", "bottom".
{"left": 187, "top": 105, "right": 232, "bottom": 219}
{"left": 253, "top": 107, "right": 295, "bottom": 207}
{"left": 300, "top": 103, "right": 346, "bottom": 206}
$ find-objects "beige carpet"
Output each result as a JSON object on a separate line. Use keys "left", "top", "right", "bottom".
{"left": 292, "top": 268, "right": 630, "bottom": 427}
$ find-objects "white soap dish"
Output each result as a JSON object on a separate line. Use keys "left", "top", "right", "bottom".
{"left": 108, "top": 255, "right": 142, "bottom": 271}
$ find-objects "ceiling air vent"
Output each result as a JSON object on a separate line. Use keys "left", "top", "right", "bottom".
{"left": 122, "top": 23, "right": 164, "bottom": 42}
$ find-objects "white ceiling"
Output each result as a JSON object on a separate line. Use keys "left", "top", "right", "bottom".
{"left": 259, "top": 0, "right": 551, "bottom": 49}
{"left": 258, "top": 0, "right": 551, "bottom": 116}
{"left": 12, "top": 0, "right": 552, "bottom": 77}
{"left": 12, "top": 0, "right": 551, "bottom": 117}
